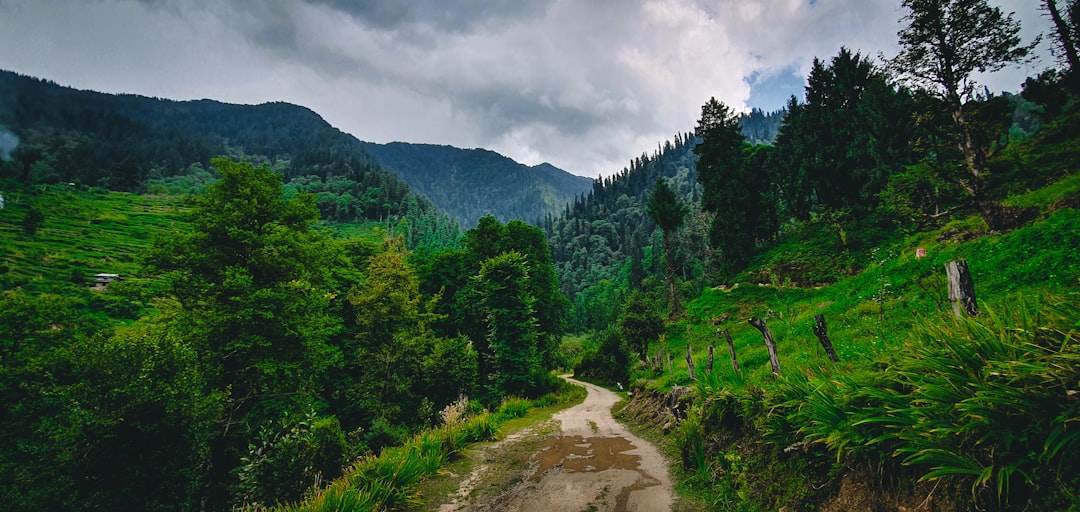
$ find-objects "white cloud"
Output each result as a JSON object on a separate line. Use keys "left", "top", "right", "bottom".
{"left": 0, "top": 0, "right": 1054, "bottom": 178}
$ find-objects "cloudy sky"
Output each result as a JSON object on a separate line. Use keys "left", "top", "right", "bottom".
{"left": 0, "top": 0, "right": 1054, "bottom": 178}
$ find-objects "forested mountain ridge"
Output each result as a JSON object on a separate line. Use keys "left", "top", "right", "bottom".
{"left": 359, "top": 141, "right": 592, "bottom": 227}
{"left": 544, "top": 133, "right": 706, "bottom": 331}
{"left": 0, "top": 70, "right": 415, "bottom": 222}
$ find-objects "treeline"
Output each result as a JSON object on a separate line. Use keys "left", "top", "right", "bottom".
{"left": 543, "top": 133, "right": 709, "bottom": 331}
{"left": 0, "top": 70, "right": 414, "bottom": 222}
{"left": 360, "top": 142, "right": 593, "bottom": 227}
{"left": 0, "top": 159, "right": 568, "bottom": 511}
{"left": 549, "top": 40, "right": 1069, "bottom": 334}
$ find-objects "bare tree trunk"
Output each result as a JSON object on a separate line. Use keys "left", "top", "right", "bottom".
{"left": 1046, "top": 0, "right": 1080, "bottom": 73}
{"left": 686, "top": 343, "right": 695, "bottom": 380}
{"left": 946, "top": 260, "right": 979, "bottom": 318}
{"left": 719, "top": 329, "right": 740, "bottom": 374}
{"left": 812, "top": 314, "right": 840, "bottom": 362}
{"left": 707, "top": 345, "right": 714, "bottom": 374}
{"left": 663, "top": 232, "right": 681, "bottom": 319}
{"left": 748, "top": 317, "right": 780, "bottom": 376}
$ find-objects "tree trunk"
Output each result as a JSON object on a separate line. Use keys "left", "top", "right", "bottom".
{"left": 951, "top": 107, "right": 988, "bottom": 199}
{"left": 946, "top": 260, "right": 979, "bottom": 318}
{"left": 748, "top": 317, "right": 780, "bottom": 376}
{"left": 719, "top": 329, "right": 740, "bottom": 374}
{"left": 663, "top": 232, "right": 681, "bottom": 319}
{"left": 1047, "top": 0, "right": 1080, "bottom": 73}
{"left": 812, "top": 314, "right": 840, "bottom": 362}
{"left": 707, "top": 345, "right": 714, "bottom": 374}
{"left": 686, "top": 343, "right": 695, "bottom": 380}
{"left": 667, "top": 353, "right": 673, "bottom": 375}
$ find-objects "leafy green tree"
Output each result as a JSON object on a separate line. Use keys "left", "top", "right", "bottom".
{"left": 475, "top": 251, "right": 542, "bottom": 401}
{"left": 340, "top": 236, "right": 438, "bottom": 429}
{"left": 889, "top": 0, "right": 1038, "bottom": 202}
{"left": 143, "top": 158, "right": 341, "bottom": 507}
{"left": 619, "top": 291, "right": 664, "bottom": 363}
{"left": 647, "top": 177, "right": 688, "bottom": 318}
{"left": 21, "top": 205, "right": 43, "bottom": 235}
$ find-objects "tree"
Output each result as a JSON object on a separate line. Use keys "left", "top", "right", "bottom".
{"left": 341, "top": 236, "right": 432, "bottom": 426}
{"left": 773, "top": 48, "right": 917, "bottom": 218}
{"left": 143, "top": 158, "right": 341, "bottom": 507}
{"left": 647, "top": 177, "right": 688, "bottom": 318}
{"left": 889, "top": 0, "right": 1038, "bottom": 202}
{"left": 1044, "top": 0, "right": 1080, "bottom": 78}
{"left": 693, "top": 98, "right": 758, "bottom": 277}
{"left": 619, "top": 291, "right": 664, "bottom": 363}
{"left": 475, "top": 251, "right": 542, "bottom": 402}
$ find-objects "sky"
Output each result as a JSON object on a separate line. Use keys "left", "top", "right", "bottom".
{"left": 0, "top": 0, "right": 1055, "bottom": 179}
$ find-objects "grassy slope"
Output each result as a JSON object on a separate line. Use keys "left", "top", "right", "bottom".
{"left": 0, "top": 185, "right": 188, "bottom": 295}
{"left": 622, "top": 123, "right": 1080, "bottom": 509}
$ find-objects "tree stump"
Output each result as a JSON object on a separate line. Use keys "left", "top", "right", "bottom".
{"left": 686, "top": 343, "right": 695, "bottom": 380}
{"left": 719, "top": 329, "right": 741, "bottom": 374}
{"left": 812, "top": 314, "right": 840, "bottom": 362}
{"left": 945, "top": 260, "right": 979, "bottom": 318}
{"left": 748, "top": 317, "right": 780, "bottom": 376}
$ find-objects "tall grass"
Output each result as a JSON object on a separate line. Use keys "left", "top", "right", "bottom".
{"left": 775, "top": 296, "right": 1080, "bottom": 509}
{"left": 253, "top": 383, "right": 585, "bottom": 512}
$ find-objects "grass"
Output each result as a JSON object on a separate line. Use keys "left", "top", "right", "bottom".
{"left": 0, "top": 184, "right": 189, "bottom": 293}
{"left": 253, "top": 382, "right": 585, "bottom": 512}
{"left": 630, "top": 164, "right": 1080, "bottom": 509}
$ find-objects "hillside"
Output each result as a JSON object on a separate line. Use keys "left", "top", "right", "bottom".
{"left": 360, "top": 141, "right": 593, "bottom": 227}
{"left": 0, "top": 70, "right": 415, "bottom": 221}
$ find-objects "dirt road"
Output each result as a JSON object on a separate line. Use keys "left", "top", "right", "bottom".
{"left": 438, "top": 377, "right": 673, "bottom": 512}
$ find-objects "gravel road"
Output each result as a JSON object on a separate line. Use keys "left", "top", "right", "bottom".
{"left": 439, "top": 376, "right": 673, "bottom": 512}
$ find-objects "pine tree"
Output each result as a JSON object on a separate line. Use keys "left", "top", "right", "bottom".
{"left": 647, "top": 177, "right": 689, "bottom": 318}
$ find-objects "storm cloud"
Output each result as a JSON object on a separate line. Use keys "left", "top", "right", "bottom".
{"left": 0, "top": 0, "right": 1052, "bottom": 177}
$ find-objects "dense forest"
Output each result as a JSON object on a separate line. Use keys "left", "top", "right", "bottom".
{"left": 562, "top": 0, "right": 1080, "bottom": 510}
{"left": 0, "top": 156, "right": 573, "bottom": 510}
{"left": 359, "top": 141, "right": 592, "bottom": 227}
{"left": 3, "top": 0, "right": 1080, "bottom": 510}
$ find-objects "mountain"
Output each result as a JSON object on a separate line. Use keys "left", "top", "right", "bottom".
{"left": 359, "top": 141, "right": 593, "bottom": 227}
{"left": 0, "top": 70, "right": 415, "bottom": 221}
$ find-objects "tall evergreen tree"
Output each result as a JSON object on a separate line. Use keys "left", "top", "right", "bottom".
{"left": 774, "top": 48, "right": 916, "bottom": 218}
{"left": 475, "top": 252, "right": 542, "bottom": 401}
{"left": 693, "top": 98, "right": 754, "bottom": 277}
{"left": 647, "top": 177, "right": 689, "bottom": 318}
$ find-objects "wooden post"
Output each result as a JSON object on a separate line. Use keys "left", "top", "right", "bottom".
{"left": 719, "top": 329, "right": 741, "bottom": 374}
{"left": 686, "top": 343, "right": 696, "bottom": 380}
{"left": 707, "top": 345, "right": 714, "bottom": 374}
{"left": 748, "top": 317, "right": 780, "bottom": 376}
{"left": 812, "top": 314, "right": 840, "bottom": 362}
{"left": 667, "top": 353, "right": 673, "bottom": 375}
{"left": 945, "top": 260, "right": 979, "bottom": 318}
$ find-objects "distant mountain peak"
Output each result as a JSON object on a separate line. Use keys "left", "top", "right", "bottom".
{"left": 359, "top": 141, "right": 592, "bottom": 227}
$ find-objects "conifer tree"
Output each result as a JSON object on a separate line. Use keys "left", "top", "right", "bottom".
{"left": 647, "top": 177, "right": 688, "bottom": 318}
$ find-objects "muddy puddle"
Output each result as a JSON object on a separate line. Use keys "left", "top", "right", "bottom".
{"left": 530, "top": 435, "right": 641, "bottom": 479}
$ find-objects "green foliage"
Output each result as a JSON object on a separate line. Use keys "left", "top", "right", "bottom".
{"left": 574, "top": 324, "right": 632, "bottom": 385}
{"left": 475, "top": 251, "right": 543, "bottom": 402}
{"left": 694, "top": 98, "right": 758, "bottom": 276}
{"left": 649, "top": 177, "right": 689, "bottom": 316}
{"left": 235, "top": 411, "right": 348, "bottom": 507}
{"left": 774, "top": 48, "right": 917, "bottom": 219}
{"left": 619, "top": 291, "right": 665, "bottom": 362}
{"left": 0, "top": 306, "right": 221, "bottom": 512}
